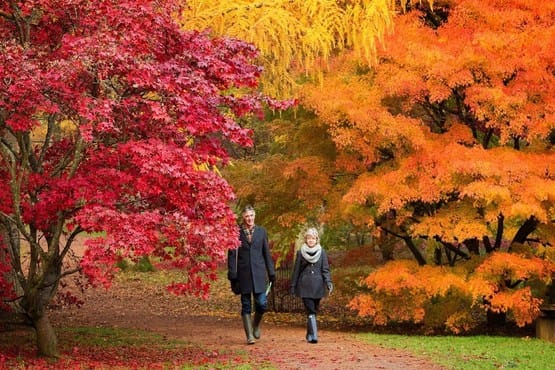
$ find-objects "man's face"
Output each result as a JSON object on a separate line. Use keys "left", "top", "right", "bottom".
{"left": 242, "top": 210, "right": 255, "bottom": 228}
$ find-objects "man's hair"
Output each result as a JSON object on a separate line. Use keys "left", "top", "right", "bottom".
{"left": 242, "top": 204, "right": 255, "bottom": 215}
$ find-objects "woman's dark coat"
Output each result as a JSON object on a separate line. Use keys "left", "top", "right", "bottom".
{"left": 290, "top": 249, "right": 331, "bottom": 299}
{"left": 227, "top": 225, "right": 275, "bottom": 294}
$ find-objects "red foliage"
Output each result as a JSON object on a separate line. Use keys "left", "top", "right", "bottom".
{"left": 0, "top": 343, "right": 244, "bottom": 369}
{"left": 0, "top": 0, "right": 294, "bottom": 303}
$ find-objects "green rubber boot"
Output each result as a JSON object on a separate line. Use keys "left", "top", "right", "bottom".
{"left": 242, "top": 314, "right": 256, "bottom": 344}
{"left": 253, "top": 312, "right": 263, "bottom": 339}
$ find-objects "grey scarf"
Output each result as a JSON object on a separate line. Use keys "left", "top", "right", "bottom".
{"left": 301, "top": 243, "right": 322, "bottom": 264}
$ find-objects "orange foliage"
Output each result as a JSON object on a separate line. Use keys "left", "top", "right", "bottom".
{"left": 349, "top": 291, "right": 427, "bottom": 325}
{"left": 379, "top": 0, "right": 555, "bottom": 143}
{"left": 469, "top": 252, "right": 555, "bottom": 326}
{"left": 281, "top": 156, "right": 333, "bottom": 209}
{"left": 302, "top": 52, "right": 427, "bottom": 168}
{"left": 312, "top": 1, "right": 555, "bottom": 332}
{"left": 362, "top": 260, "right": 466, "bottom": 298}
{"left": 350, "top": 253, "right": 555, "bottom": 332}
{"left": 349, "top": 260, "right": 468, "bottom": 329}
{"left": 473, "top": 252, "right": 554, "bottom": 286}
{"left": 302, "top": 0, "right": 555, "bottom": 250}
{"left": 342, "top": 130, "right": 555, "bottom": 241}
{"left": 487, "top": 288, "right": 542, "bottom": 327}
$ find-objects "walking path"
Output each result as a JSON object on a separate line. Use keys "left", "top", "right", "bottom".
{"left": 50, "top": 277, "right": 445, "bottom": 370}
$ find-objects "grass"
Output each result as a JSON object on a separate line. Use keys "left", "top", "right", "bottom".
{"left": 357, "top": 333, "right": 555, "bottom": 369}
{"left": 0, "top": 326, "right": 264, "bottom": 369}
{"left": 63, "top": 326, "right": 183, "bottom": 348}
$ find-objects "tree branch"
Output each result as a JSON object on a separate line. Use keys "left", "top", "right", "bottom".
{"left": 510, "top": 215, "right": 538, "bottom": 249}
{"left": 60, "top": 226, "right": 83, "bottom": 261}
{"left": 440, "top": 240, "right": 470, "bottom": 261}
{"left": 0, "top": 10, "right": 14, "bottom": 21}
{"left": 381, "top": 226, "right": 427, "bottom": 265}
{"left": 494, "top": 213, "right": 504, "bottom": 250}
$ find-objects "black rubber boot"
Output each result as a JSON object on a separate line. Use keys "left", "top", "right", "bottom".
{"left": 306, "top": 317, "right": 313, "bottom": 342}
{"left": 307, "top": 314, "right": 318, "bottom": 343}
{"left": 253, "top": 312, "right": 263, "bottom": 339}
{"left": 242, "top": 314, "right": 256, "bottom": 344}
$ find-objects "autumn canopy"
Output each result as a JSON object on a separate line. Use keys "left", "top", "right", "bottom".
{"left": 2, "top": 0, "right": 555, "bottom": 359}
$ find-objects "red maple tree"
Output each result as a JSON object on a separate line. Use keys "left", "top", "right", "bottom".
{"left": 0, "top": 0, "right": 288, "bottom": 356}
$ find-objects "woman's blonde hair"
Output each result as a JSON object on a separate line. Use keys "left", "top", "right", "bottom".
{"left": 304, "top": 227, "right": 319, "bottom": 241}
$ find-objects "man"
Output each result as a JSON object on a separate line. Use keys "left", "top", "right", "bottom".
{"left": 228, "top": 205, "right": 275, "bottom": 344}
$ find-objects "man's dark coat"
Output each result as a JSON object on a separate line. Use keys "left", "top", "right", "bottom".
{"left": 228, "top": 225, "right": 275, "bottom": 294}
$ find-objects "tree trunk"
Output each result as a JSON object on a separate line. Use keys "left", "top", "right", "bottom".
{"left": 482, "top": 236, "right": 493, "bottom": 253}
{"left": 433, "top": 247, "right": 442, "bottom": 265}
{"left": 356, "top": 232, "right": 366, "bottom": 246}
{"left": 380, "top": 226, "right": 427, "bottom": 265}
{"left": 463, "top": 238, "right": 480, "bottom": 255}
{"left": 494, "top": 213, "right": 504, "bottom": 250}
{"left": 34, "top": 314, "right": 58, "bottom": 357}
{"left": 26, "top": 258, "right": 62, "bottom": 357}
{"left": 442, "top": 241, "right": 470, "bottom": 264}
{"left": 486, "top": 310, "right": 506, "bottom": 328}
{"left": 510, "top": 216, "right": 538, "bottom": 249}
{"left": 379, "top": 243, "right": 395, "bottom": 262}
{"left": 403, "top": 236, "right": 427, "bottom": 266}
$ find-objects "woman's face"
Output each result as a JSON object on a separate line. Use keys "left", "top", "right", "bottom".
{"left": 305, "top": 235, "right": 318, "bottom": 247}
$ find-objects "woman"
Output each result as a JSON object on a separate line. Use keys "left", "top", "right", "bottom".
{"left": 290, "top": 227, "right": 333, "bottom": 343}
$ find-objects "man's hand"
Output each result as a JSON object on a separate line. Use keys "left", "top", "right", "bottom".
{"left": 230, "top": 279, "right": 240, "bottom": 294}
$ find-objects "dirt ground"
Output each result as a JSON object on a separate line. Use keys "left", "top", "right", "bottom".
{"left": 48, "top": 274, "right": 446, "bottom": 370}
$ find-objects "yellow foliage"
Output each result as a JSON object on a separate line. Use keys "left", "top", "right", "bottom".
{"left": 541, "top": 246, "right": 555, "bottom": 264}
{"left": 445, "top": 311, "right": 479, "bottom": 334}
{"left": 192, "top": 162, "right": 222, "bottom": 176}
{"left": 418, "top": 265, "right": 467, "bottom": 298}
{"left": 142, "top": 91, "right": 161, "bottom": 101}
{"left": 461, "top": 182, "right": 512, "bottom": 207}
{"left": 30, "top": 118, "right": 79, "bottom": 142}
{"left": 411, "top": 201, "right": 489, "bottom": 241}
{"left": 179, "top": 0, "right": 396, "bottom": 98}
{"left": 30, "top": 123, "right": 48, "bottom": 142}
